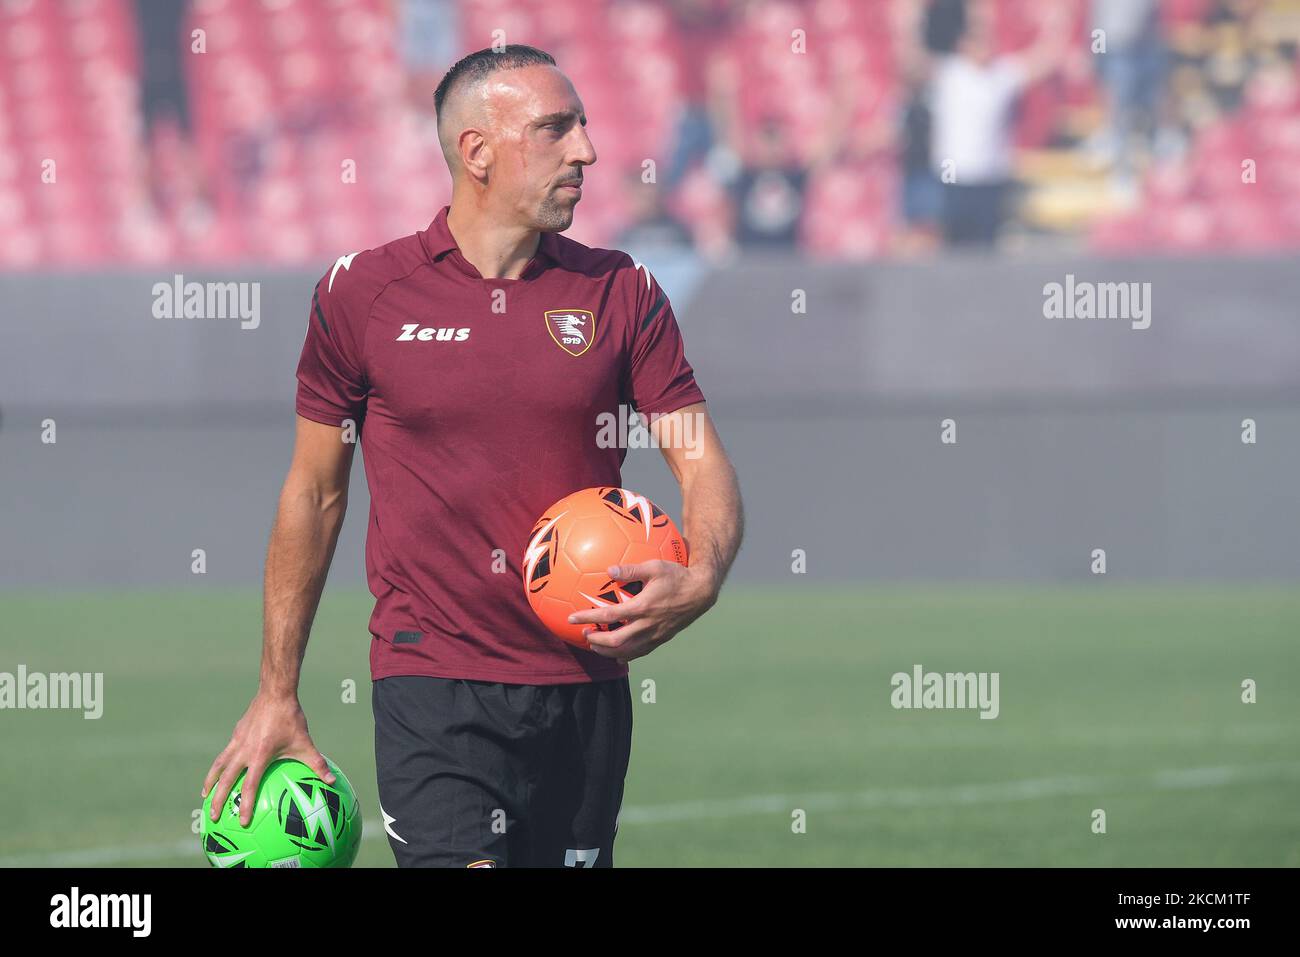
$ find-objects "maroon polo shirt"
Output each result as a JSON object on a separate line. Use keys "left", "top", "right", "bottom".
{"left": 294, "top": 205, "right": 706, "bottom": 684}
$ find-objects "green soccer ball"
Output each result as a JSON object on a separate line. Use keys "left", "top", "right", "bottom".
{"left": 200, "top": 755, "right": 362, "bottom": 868}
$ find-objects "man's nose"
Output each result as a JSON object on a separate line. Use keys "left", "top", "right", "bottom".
{"left": 570, "top": 127, "right": 597, "bottom": 166}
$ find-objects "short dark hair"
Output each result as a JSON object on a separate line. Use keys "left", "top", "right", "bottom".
{"left": 924, "top": 0, "right": 967, "bottom": 54}
{"left": 434, "top": 45, "right": 558, "bottom": 122}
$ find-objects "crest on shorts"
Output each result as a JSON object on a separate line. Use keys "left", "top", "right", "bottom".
{"left": 467, "top": 859, "right": 498, "bottom": 868}
{"left": 545, "top": 308, "right": 596, "bottom": 356}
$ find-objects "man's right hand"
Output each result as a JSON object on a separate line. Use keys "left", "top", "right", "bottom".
{"left": 200, "top": 692, "right": 336, "bottom": 827}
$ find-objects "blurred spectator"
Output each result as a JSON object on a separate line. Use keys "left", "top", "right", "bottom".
{"left": 136, "top": 0, "right": 191, "bottom": 147}
{"left": 899, "top": 0, "right": 1069, "bottom": 247}
{"left": 134, "top": 0, "right": 203, "bottom": 217}
{"left": 1090, "top": 0, "right": 1170, "bottom": 176}
{"left": 662, "top": 0, "right": 736, "bottom": 192}
{"left": 729, "top": 117, "right": 810, "bottom": 249}
{"left": 398, "top": 0, "right": 460, "bottom": 108}
{"left": 615, "top": 172, "right": 694, "bottom": 253}
{"left": 1201, "top": 0, "right": 1264, "bottom": 112}
{"left": 897, "top": 82, "right": 942, "bottom": 254}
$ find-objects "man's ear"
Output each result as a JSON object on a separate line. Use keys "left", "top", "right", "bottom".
{"left": 460, "top": 130, "right": 491, "bottom": 183}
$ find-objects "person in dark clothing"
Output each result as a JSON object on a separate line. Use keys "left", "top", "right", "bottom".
{"left": 730, "top": 117, "right": 809, "bottom": 249}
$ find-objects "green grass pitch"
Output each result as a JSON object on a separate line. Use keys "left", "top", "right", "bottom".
{"left": 1, "top": 584, "right": 1297, "bottom": 867}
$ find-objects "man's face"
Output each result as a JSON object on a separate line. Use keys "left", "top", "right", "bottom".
{"left": 482, "top": 65, "right": 596, "bottom": 231}
{"left": 964, "top": 28, "right": 995, "bottom": 66}
{"left": 960, "top": 3, "right": 998, "bottom": 66}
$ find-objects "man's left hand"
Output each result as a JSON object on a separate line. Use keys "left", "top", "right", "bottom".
{"left": 568, "top": 560, "right": 717, "bottom": 664}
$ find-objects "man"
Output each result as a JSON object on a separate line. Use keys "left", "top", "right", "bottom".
{"left": 895, "top": 0, "right": 1068, "bottom": 246}
{"left": 199, "top": 44, "right": 743, "bottom": 868}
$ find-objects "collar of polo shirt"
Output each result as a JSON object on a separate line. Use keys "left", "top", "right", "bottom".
{"left": 420, "top": 205, "right": 563, "bottom": 276}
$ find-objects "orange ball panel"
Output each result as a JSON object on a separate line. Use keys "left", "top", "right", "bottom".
{"left": 565, "top": 515, "right": 624, "bottom": 569}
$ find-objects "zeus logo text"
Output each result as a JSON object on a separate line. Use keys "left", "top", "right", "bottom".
{"left": 396, "top": 324, "right": 471, "bottom": 342}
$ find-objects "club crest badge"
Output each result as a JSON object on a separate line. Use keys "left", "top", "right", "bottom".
{"left": 544, "top": 308, "right": 596, "bottom": 357}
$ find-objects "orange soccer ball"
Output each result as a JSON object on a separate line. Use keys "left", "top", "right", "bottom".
{"left": 523, "top": 487, "right": 689, "bottom": 648}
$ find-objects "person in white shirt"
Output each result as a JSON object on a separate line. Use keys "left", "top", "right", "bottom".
{"left": 895, "top": 0, "right": 1068, "bottom": 246}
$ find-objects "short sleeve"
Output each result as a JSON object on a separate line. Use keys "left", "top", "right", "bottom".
{"left": 623, "top": 262, "right": 706, "bottom": 417}
{"left": 295, "top": 272, "right": 368, "bottom": 427}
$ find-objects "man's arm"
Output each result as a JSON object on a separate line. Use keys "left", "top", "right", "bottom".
{"left": 260, "top": 416, "right": 356, "bottom": 696}
{"left": 653, "top": 402, "right": 743, "bottom": 598}
{"left": 1008, "top": 2, "right": 1072, "bottom": 88}
{"left": 891, "top": 0, "right": 935, "bottom": 85}
{"left": 574, "top": 403, "right": 743, "bottom": 662}
{"left": 200, "top": 414, "right": 355, "bottom": 825}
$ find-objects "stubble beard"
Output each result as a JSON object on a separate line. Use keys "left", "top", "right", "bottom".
{"left": 535, "top": 192, "right": 576, "bottom": 232}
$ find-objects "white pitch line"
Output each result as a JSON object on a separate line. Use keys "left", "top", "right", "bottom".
{"left": 618, "top": 762, "right": 1300, "bottom": 824}
{"left": 2, "top": 762, "right": 1297, "bottom": 867}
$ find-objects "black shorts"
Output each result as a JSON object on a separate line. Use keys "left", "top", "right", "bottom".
{"left": 372, "top": 675, "right": 633, "bottom": 868}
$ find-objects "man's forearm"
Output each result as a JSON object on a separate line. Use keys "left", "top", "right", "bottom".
{"left": 679, "top": 458, "right": 743, "bottom": 600}
{"left": 259, "top": 483, "right": 348, "bottom": 697}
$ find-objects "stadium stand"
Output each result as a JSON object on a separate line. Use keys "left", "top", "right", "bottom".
{"left": 1, "top": 0, "right": 1297, "bottom": 268}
